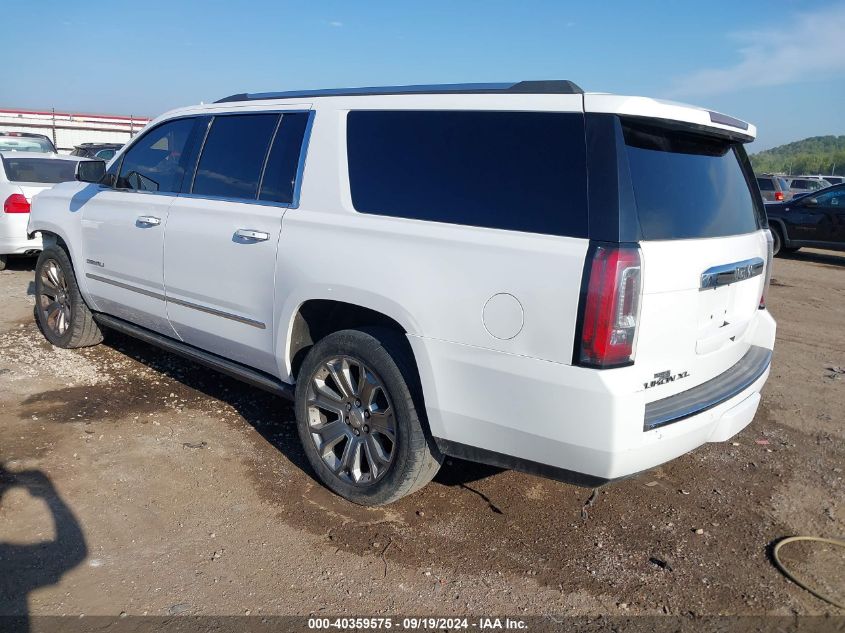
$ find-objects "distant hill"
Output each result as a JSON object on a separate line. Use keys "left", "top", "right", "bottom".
{"left": 750, "top": 135, "right": 845, "bottom": 175}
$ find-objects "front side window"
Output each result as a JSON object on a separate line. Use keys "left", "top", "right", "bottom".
{"left": 347, "top": 110, "right": 588, "bottom": 237}
{"left": 815, "top": 188, "right": 844, "bottom": 207}
{"left": 117, "top": 118, "right": 195, "bottom": 192}
{"left": 192, "top": 113, "right": 279, "bottom": 199}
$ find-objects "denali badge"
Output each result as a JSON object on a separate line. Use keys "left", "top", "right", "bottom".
{"left": 644, "top": 370, "right": 690, "bottom": 390}
{"left": 86, "top": 259, "right": 105, "bottom": 268}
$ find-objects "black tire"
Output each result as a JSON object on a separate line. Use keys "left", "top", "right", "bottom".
{"left": 0, "top": 255, "right": 7, "bottom": 271}
{"left": 34, "top": 245, "right": 103, "bottom": 349}
{"left": 295, "top": 328, "right": 442, "bottom": 505}
{"left": 771, "top": 226, "right": 784, "bottom": 256}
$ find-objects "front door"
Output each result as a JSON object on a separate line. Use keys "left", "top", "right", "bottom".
{"left": 164, "top": 110, "right": 311, "bottom": 375}
{"left": 811, "top": 186, "right": 845, "bottom": 243}
{"left": 81, "top": 116, "right": 200, "bottom": 335}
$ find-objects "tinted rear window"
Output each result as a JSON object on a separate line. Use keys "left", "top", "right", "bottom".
{"left": 623, "top": 120, "right": 759, "bottom": 240}
{"left": 757, "top": 178, "right": 774, "bottom": 191}
{"left": 2, "top": 157, "right": 78, "bottom": 184}
{"left": 347, "top": 110, "right": 587, "bottom": 237}
{"left": 258, "top": 112, "right": 310, "bottom": 205}
{"left": 193, "top": 113, "right": 279, "bottom": 199}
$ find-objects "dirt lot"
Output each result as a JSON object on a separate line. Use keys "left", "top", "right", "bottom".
{"left": 0, "top": 250, "right": 843, "bottom": 619}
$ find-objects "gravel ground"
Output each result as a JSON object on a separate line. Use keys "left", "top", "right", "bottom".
{"left": 0, "top": 251, "right": 843, "bottom": 619}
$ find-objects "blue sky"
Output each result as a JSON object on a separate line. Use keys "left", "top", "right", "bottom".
{"left": 4, "top": 0, "right": 844, "bottom": 151}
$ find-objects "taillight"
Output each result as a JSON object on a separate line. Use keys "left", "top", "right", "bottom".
{"left": 576, "top": 243, "right": 643, "bottom": 368}
{"left": 775, "top": 191, "right": 784, "bottom": 201}
{"left": 3, "top": 194, "right": 30, "bottom": 214}
{"left": 760, "top": 230, "right": 774, "bottom": 309}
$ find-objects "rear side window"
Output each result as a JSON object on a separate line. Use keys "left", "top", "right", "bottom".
{"left": 259, "top": 112, "right": 310, "bottom": 205}
{"left": 2, "top": 157, "right": 78, "bottom": 184}
{"left": 623, "top": 120, "right": 759, "bottom": 240}
{"left": 347, "top": 110, "right": 587, "bottom": 237}
{"left": 192, "top": 113, "right": 278, "bottom": 199}
{"left": 757, "top": 178, "right": 774, "bottom": 191}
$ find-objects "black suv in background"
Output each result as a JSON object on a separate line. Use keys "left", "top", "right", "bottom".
{"left": 765, "top": 184, "right": 845, "bottom": 255}
{"left": 71, "top": 143, "right": 123, "bottom": 161}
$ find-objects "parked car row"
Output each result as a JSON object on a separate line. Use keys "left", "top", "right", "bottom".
{"left": 755, "top": 173, "right": 840, "bottom": 202}
{"left": 765, "top": 183, "right": 845, "bottom": 255}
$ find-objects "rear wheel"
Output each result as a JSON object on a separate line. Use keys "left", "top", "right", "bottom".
{"left": 295, "top": 328, "right": 442, "bottom": 505}
{"left": 0, "top": 255, "right": 6, "bottom": 271}
{"left": 34, "top": 246, "right": 103, "bottom": 348}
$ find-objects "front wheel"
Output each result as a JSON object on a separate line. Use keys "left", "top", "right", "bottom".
{"left": 34, "top": 246, "right": 103, "bottom": 348}
{"left": 295, "top": 328, "right": 442, "bottom": 505}
{"left": 0, "top": 254, "right": 7, "bottom": 271}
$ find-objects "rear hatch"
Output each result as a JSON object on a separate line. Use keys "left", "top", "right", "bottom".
{"left": 620, "top": 118, "right": 769, "bottom": 402}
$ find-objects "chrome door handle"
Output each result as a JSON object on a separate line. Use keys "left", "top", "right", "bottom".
{"left": 136, "top": 215, "right": 161, "bottom": 226}
{"left": 235, "top": 229, "right": 270, "bottom": 242}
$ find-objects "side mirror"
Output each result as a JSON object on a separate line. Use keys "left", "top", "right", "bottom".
{"left": 801, "top": 197, "right": 819, "bottom": 208}
{"left": 75, "top": 160, "right": 107, "bottom": 183}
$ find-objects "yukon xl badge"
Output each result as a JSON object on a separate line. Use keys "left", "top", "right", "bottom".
{"left": 644, "top": 369, "right": 690, "bottom": 390}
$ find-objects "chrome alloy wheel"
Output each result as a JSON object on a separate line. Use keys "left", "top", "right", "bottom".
{"left": 38, "top": 259, "right": 72, "bottom": 337}
{"left": 306, "top": 356, "right": 397, "bottom": 486}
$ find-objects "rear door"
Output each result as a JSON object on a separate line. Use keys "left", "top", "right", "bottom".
{"left": 619, "top": 119, "right": 769, "bottom": 400}
{"left": 163, "top": 109, "right": 311, "bottom": 375}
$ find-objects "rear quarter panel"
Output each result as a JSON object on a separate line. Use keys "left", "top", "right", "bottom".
{"left": 273, "top": 105, "right": 589, "bottom": 383}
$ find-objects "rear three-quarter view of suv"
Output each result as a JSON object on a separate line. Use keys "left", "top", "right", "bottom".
{"left": 27, "top": 80, "right": 776, "bottom": 505}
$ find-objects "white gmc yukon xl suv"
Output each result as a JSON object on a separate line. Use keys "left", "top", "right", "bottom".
{"left": 27, "top": 81, "right": 776, "bottom": 505}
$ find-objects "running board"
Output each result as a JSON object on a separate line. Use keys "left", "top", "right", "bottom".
{"left": 92, "top": 313, "right": 295, "bottom": 400}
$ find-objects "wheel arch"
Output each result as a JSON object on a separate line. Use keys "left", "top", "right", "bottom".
{"left": 767, "top": 218, "right": 790, "bottom": 246}
{"left": 282, "top": 297, "right": 417, "bottom": 382}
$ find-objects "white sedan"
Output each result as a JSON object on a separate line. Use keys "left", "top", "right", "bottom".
{"left": 0, "top": 151, "right": 88, "bottom": 270}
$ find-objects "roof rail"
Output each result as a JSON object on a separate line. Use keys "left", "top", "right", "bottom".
{"left": 215, "top": 80, "right": 583, "bottom": 103}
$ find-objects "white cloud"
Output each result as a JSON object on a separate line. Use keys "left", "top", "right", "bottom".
{"left": 670, "top": 3, "right": 845, "bottom": 97}
{"left": 329, "top": 20, "right": 343, "bottom": 28}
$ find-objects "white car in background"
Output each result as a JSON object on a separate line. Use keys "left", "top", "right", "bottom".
{"left": 0, "top": 152, "right": 87, "bottom": 270}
